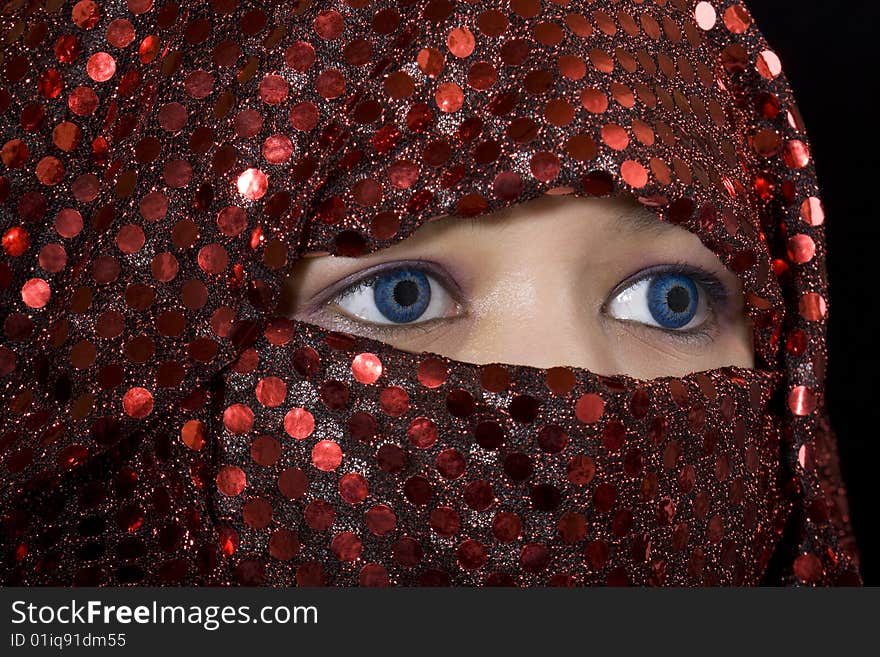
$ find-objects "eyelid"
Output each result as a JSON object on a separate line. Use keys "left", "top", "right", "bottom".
{"left": 322, "top": 312, "right": 460, "bottom": 339}
{"left": 602, "top": 260, "right": 733, "bottom": 346}
{"left": 304, "top": 259, "right": 466, "bottom": 317}
{"left": 613, "top": 314, "right": 722, "bottom": 348}
{"left": 604, "top": 260, "right": 731, "bottom": 312}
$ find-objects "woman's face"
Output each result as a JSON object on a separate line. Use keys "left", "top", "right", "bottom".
{"left": 278, "top": 195, "right": 754, "bottom": 380}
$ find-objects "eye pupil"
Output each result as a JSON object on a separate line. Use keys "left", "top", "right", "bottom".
{"left": 666, "top": 285, "right": 690, "bottom": 314}
{"left": 372, "top": 268, "right": 432, "bottom": 323}
{"left": 393, "top": 280, "right": 419, "bottom": 307}
{"left": 647, "top": 273, "right": 699, "bottom": 329}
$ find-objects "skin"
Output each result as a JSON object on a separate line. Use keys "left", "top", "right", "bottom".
{"left": 276, "top": 194, "right": 755, "bottom": 380}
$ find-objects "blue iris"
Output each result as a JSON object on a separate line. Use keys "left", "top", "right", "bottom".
{"left": 372, "top": 268, "right": 432, "bottom": 323}
{"left": 646, "top": 273, "right": 698, "bottom": 329}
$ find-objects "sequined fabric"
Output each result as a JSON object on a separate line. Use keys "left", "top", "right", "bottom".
{"left": 0, "top": 0, "right": 862, "bottom": 585}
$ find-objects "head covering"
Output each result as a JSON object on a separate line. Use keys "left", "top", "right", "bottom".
{"left": 0, "top": 0, "right": 862, "bottom": 586}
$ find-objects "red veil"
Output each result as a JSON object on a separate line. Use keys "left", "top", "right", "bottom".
{"left": 0, "top": 0, "right": 862, "bottom": 585}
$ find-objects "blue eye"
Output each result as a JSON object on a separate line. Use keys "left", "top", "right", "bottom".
{"left": 331, "top": 265, "right": 460, "bottom": 326}
{"left": 373, "top": 268, "right": 432, "bottom": 323}
{"left": 606, "top": 268, "right": 714, "bottom": 332}
{"left": 646, "top": 273, "right": 699, "bottom": 329}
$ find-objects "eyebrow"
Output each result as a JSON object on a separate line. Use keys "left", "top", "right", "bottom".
{"left": 461, "top": 204, "right": 675, "bottom": 236}
{"left": 611, "top": 206, "right": 677, "bottom": 236}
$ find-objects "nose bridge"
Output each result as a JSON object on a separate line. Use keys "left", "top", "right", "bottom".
{"left": 458, "top": 264, "right": 616, "bottom": 373}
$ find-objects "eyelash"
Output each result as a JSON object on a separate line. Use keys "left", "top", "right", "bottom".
{"left": 307, "top": 259, "right": 463, "bottom": 338}
{"left": 603, "top": 259, "right": 731, "bottom": 347}
{"left": 309, "top": 259, "right": 732, "bottom": 346}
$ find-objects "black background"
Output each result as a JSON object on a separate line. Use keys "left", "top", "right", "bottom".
{"left": 747, "top": 1, "right": 878, "bottom": 584}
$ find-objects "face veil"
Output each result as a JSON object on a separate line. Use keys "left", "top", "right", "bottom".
{"left": 0, "top": 0, "right": 862, "bottom": 586}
